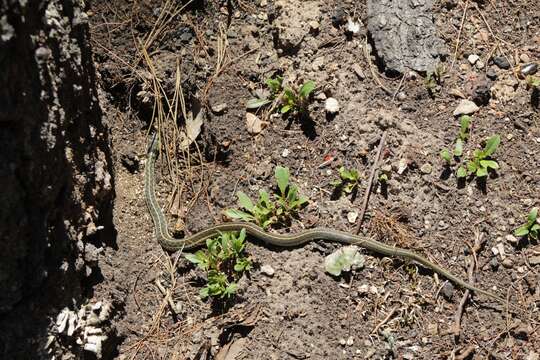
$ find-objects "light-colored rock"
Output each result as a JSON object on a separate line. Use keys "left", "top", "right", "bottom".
{"left": 505, "top": 234, "right": 518, "bottom": 244}
{"left": 260, "top": 264, "right": 275, "bottom": 276}
{"left": 468, "top": 54, "right": 480, "bottom": 65}
{"left": 281, "top": 148, "right": 289, "bottom": 158}
{"left": 453, "top": 99, "right": 479, "bottom": 116}
{"left": 347, "top": 211, "right": 358, "bottom": 224}
{"left": 325, "top": 97, "right": 340, "bottom": 114}
{"left": 420, "top": 163, "right": 432, "bottom": 174}
{"left": 529, "top": 256, "right": 540, "bottom": 266}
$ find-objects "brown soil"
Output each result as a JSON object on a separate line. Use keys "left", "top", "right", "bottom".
{"left": 89, "top": 1, "right": 539, "bottom": 358}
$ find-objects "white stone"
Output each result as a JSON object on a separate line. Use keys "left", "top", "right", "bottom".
{"left": 281, "top": 148, "right": 289, "bottom": 157}
{"left": 347, "top": 211, "right": 358, "bottom": 224}
{"left": 453, "top": 99, "right": 479, "bottom": 116}
{"left": 468, "top": 54, "right": 480, "bottom": 65}
{"left": 325, "top": 98, "right": 340, "bottom": 114}
{"left": 260, "top": 264, "right": 275, "bottom": 276}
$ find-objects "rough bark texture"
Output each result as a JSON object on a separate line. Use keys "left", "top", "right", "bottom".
{"left": 367, "top": 0, "right": 446, "bottom": 75}
{"left": 0, "top": 0, "right": 113, "bottom": 357}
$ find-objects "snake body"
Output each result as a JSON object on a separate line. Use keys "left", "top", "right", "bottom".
{"left": 145, "top": 136, "right": 506, "bottom": 304}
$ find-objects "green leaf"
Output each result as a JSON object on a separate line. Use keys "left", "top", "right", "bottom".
{"left": 299, "top": 80, "right": 316, "bottom": 99}
{"left": 259, "top": 189, "right": 271, "bottom": 206}
{"left": 456, "top": 166, "right": 467, "bottom": 178}
{"left": 234, "top": 258, "right": 251, "bottom": 272}
{"left": 459, "top": 115, "right": 471, "bottom": 139}
{"left": 275, "top": 166, "right": 289, "bottom": 195}
{"left": 324, "top": 246, "right": 365, "bottom": 276}
{"left": 280, "top": 104, "right": 291, "bottom": 113}
{"left": 237, "top": 191, "right": 255, "bottom": 212}
{"left": 482, "top": 135, "right": 500, "bottom": 157}
{"left": 266, "top": 76, "right": 283, "bottom": 93}
{"left": 528, "top": 207, "right": 538, "bottom": 225}
{"left": 185, "top": 250, "right": 209, "bottom": 271}
{"left": 199, "top": 286, "right": 210, "bottom": 299}
{"left": 480, "top": 159, "right": 499, "bottom": 170}
{"left": 476, "top": 166, "right": 488, "bottom": 177}
{"left": 379, "top": 173, "right": 388, "bottom": 182}
{"left": 453, "top": 139, "right": 463, "bottom": 157}
{"left": 514, "top": 226, "right": 530, "bottom": 237}
{"left": 466, "top": 161, "right": 477, "bottom": 174}
{"left": 440, "top": 149, "right": 451, "bottom": 162}
{"left": 224, "top": 209, "right": 256, "bottom": 222}
{"left": 246, "top": 98, "right": 271, "bottom": 109}
{"left": 343, "top": 183, "right": 355, "bottom": 194}
{"left": 223, "top": 282, "right": 238, "bottom": 297}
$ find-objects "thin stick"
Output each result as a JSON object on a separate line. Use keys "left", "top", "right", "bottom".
{"left": 356, "top": 131, "right": 387, "bottom": 234}
{"left": 451, "top": 231, "right": 484, "bottom": 338}
{"left": 371, "top": 306, "right": 398, "bottom": 334}
{"left": 450, "top": 0, "right": 469, "bottom": 70}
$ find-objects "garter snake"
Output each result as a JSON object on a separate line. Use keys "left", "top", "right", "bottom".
{"left": 145, "top": 135, "right": 507, "bottom": 305}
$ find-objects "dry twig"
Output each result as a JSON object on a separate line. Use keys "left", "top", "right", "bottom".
{"left": 356, "top": 131, "right": 387, "bottom": 234}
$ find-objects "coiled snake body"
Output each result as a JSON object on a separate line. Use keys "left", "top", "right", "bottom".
{"left": 145, "top": 136, "right": 506, "bottom": 305}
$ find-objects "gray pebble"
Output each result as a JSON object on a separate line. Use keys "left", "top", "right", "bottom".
{"left": 493, "top": 56, "right": 510, "bottom": 70}
{"left": 441, "top": 282, "right": 454, "bottom": 300}
{"left": 521, "top": 63, "right": 538, "bottom": 76}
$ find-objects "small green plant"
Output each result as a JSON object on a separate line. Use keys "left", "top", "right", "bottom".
{"left": 457, "top": 134, "right": 500, "bottom": 178}
{"left": 331, "top": 166, "right": 361, "bottom": 195}
{"left": 440, "top": 115, "right": 471, "bottom": 163}
{"left": 246, "top": 76, "right": 283, "bottom": 109}
{"left": 274, "top": 166, "right": 309, "bottom": 220}
{"left": 424, "top": 64, "right": 445, "bottom": 95}
{"left": 514, "top": 207, "right": 539, "bottom": 240}
{"left": 280, "top": 80, "right": 316, "bottom": 115}
{"left": 225, "top": 166, "right": 308, "bottom": 227}
{"left": 526, "top": 75, "right": 540, "bottom": 89}
{"left": 246, "top": 77, "right": 316, "bottom": 116}
{"left": 185, "top": 229, "right": 252, "bottom": 299}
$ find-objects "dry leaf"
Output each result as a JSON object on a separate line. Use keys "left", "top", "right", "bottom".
{"left": 245, "top": 113, "right": 267, "bottom": 135}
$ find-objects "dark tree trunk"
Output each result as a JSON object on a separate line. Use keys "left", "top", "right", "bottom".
{"left": 0, "top": 0, "right": 114, "bottom": 357}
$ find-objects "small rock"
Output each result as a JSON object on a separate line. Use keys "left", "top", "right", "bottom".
{"left": 505, "top": 234, "right": 518, "bottom": 244}
{"left": 325, "top": 98, "right": 340, "bottom": 114}
{"left": 490, "top": 257, "right": 499, "bottom": 270}
{"left": 468, "top": 54, "right": 480, "bottom": 65}
{"left": 502, "top": 258, "right": 513, "bottom": 268}
{"left": 441, "top": 282, "right": 454, "bottom": 300}
{"left": 396, "top": 92, "right": 407, "bottom": 101}
{"left": 493, "top": 56, "right": 510, "bottom": 69}
{"left": 420, "top": 163, "right": 432, "bottom": 174}
{"left": 529, "top": 256, "right": 540, "bottom": 266}
{"left": 308, "top": 21, "right": 320, "bottom": 34}
{"left": 260, "top": 264, "right": 275, "bottom": 276}
{"left": 211, "top": 103, "right": 227, "bottom": 114}
{"left": 339, "top": 338, "right": 347, "bottom": 346}
{"left": 486, "top": 68, "right": 498, "bottom": 80}
{"left": 491, "top": 246, "right": 499, "bottom": 256}
{"left": 281, "top": 148, "right": 289, "bottom": 158}
{"left": 352, "top": 64, "right": 365, "bottom": 80}
{"left": 473, "top": 81, "right": 491, "bottom": 106}
{"left": 476, "top": 60, "right": 485, "bottom": 69}
{"left": 453, "top": 99, "right": 479, "bottom": 116}
{"left": 346, "top": 18, "right": 361, "bottom": 35}
{"left": 521, "top": 63, "right": 538, "bottom": 76}
{"left": 519, "top": 53, "right": 530, "bottom": 63}
{"left": 346, "top": 336, "right": 354, "bottom": 346}
{"left": 526, "top": 352, "right": 539, "bottom": 360}
{"left": 347, "top": 211, "right": 358, "bottom": 224}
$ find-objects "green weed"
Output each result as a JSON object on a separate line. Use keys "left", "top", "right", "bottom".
{"left": 514, "top": 207, "right": 539, "bottom": 240}
{"left": 185, "top": 229, "right": 252, "bottom": 299}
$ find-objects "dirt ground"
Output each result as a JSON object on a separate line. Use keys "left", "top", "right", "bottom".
{"left": 88, "top": 0, "right": 539, "bottom": 358}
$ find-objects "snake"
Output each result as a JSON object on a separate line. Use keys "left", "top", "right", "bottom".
{"left": 145, "top": 135, "right": 508, "bottom": 306}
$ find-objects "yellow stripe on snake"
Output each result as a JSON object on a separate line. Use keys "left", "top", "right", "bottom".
{"left": 145, "top": 135, "right": 508, "bottom": 306}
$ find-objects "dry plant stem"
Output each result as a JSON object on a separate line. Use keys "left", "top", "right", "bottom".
{"left": 450, "top": 0, "right": 469, "bottom": 70}
{"left": 371, "top": 305, "right": 398, "bottom": 334}
{"left": 451, "top": 231, "right": 484, "bottom": 338}
{"left": 356, "top": 131, "right": 387, "bottom": 234}
{"left": 363, "top": 38, "right": 392, "bottom": 95}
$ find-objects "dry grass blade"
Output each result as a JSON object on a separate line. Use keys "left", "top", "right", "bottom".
{"left": 369, "top": 210, "right": 415, "bottom": 248}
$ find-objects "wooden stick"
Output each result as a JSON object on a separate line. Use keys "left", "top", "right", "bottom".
{"left": 356, "top": 131, "right": 387, "bottom": 234}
